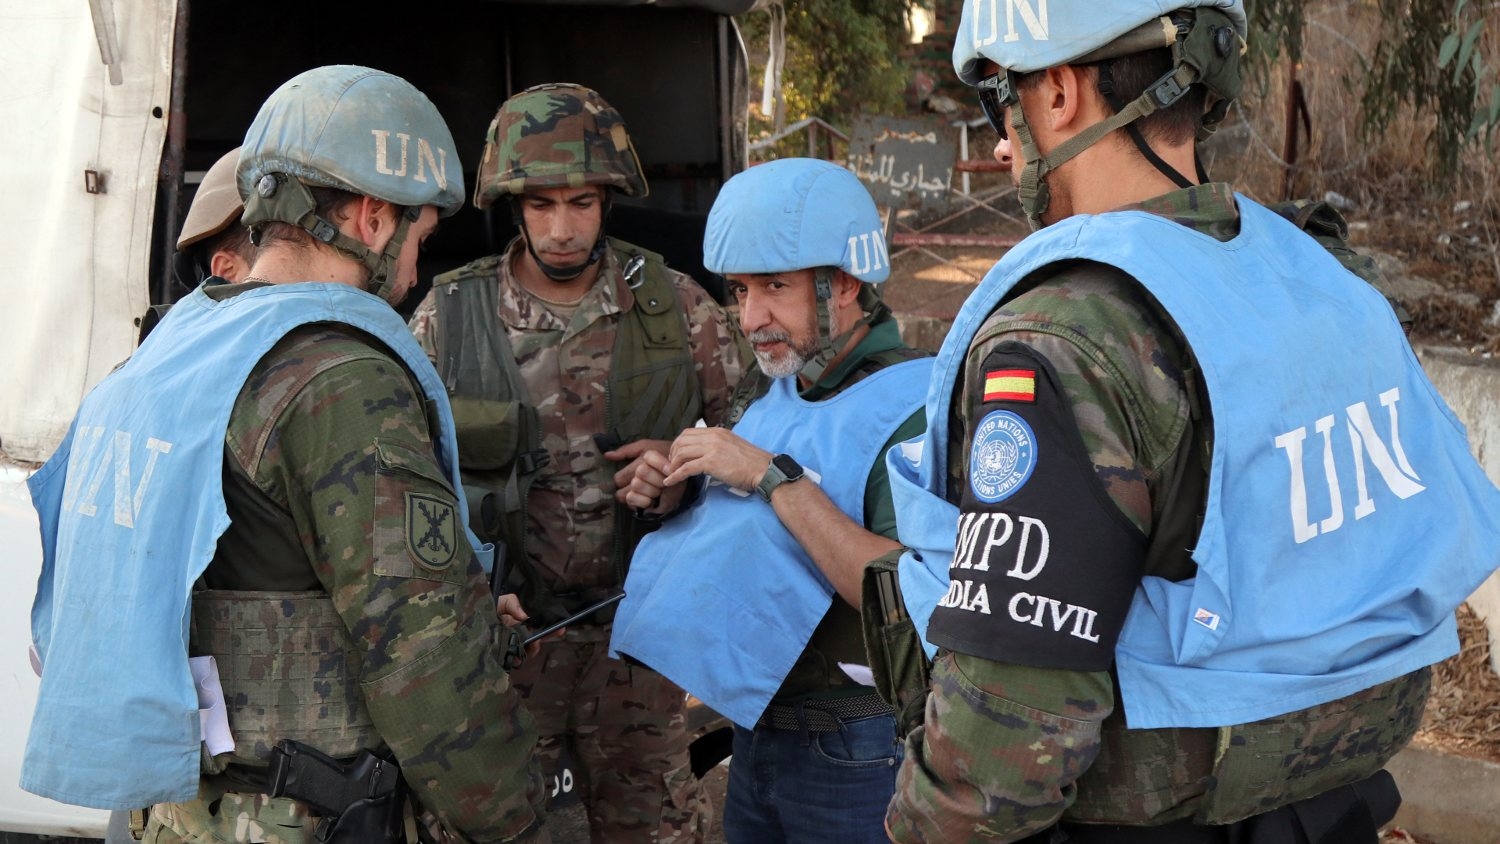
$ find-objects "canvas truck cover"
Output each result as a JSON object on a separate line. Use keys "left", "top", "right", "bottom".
{"left": 0, "top": 1, "right": 174, "bottom": 465}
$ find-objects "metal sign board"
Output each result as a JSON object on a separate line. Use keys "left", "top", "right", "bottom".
{"left": 847, "top": 115, "right": 956, "bottom": 215}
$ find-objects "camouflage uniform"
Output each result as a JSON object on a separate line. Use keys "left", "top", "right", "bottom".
{"left": 409, "top": 238, "right": 743, "bottom": 844}
{"left": 887, "top": 184, "right": 1429, "bottom": 843}
{"left": 145, "top": 285, "right": 549, "bottom": 844}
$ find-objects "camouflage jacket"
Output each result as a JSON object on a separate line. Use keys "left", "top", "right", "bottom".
{"left": 409, "top": 240, "right": 744, "bottom": 628}
{"left": 205, "top": 290, "right": 546, "bottom": 843}
{"left": 887, "top": 184, "right": 1427, "bottom": 842}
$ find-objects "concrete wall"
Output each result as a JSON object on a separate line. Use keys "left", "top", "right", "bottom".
{"left": 1418, "top": 347, "right": 1500, "bottom": 676}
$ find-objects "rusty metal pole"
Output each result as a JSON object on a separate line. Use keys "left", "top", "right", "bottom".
{"left": 1280, "top": 62, "right": 1301, "bottom": 200}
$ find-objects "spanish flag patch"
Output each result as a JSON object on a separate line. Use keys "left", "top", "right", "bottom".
{"left": 983, "top": 368, "right": 1036, "bottom": 403}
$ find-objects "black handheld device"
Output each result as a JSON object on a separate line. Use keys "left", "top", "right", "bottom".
{"left": 524, "top": 591, "right": 626, "bottom": 646}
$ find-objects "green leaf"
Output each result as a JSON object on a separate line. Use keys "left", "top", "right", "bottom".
{"left": 1490, "top": 83, "right": 1500, "bottom": 124}
{"left": 1438, "top": 33, "right": 1460, "bottom": 68}
{"left": 1454, "top": 20, "right": 1484, "bottom": 83}
{"left": 1455, "top": 0, "right": 1469, "bottom": 17}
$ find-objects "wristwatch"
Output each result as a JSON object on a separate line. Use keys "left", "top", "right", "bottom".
{"left": 756, "top": 453, "right": 805, "bottom": 502}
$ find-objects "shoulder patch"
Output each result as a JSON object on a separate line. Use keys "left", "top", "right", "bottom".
{"left": 968, "top": 410, "right": 1037, "bottom": 504}
{"left": 406, "top": 491, "right": 457, "bottom": 571}
{"left": 983, "top": 368, "right": 1036, "bottom": 403}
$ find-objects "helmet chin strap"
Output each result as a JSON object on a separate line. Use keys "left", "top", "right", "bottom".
{"left": 243, "top": 175, "right": 417, "bottom": 303}
{"left": 796, "top": 270, "right": 881, "bottom": 384}
{"left": 511, "top": 195, "right": 612, "bottom": 282}
{"left": 1007, "top": 54, "right": 1206, "bottom": 230}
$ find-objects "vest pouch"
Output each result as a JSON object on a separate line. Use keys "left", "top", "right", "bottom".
{"left": 861, "top": 551, "right": 931, "bottom": 736}
{"left": 450, "top": 396, "right": 531, "bottom": 471}
{"left": 190, "top": 590, "right": 380, "bottom": 768}
{"left": 1190, "top": 669, "right": 1429, "bottom": 825}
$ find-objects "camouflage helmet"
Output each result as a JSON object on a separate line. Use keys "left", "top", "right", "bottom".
{"left": 177, "top": 147, "right": 244, "bottom": 251}
{"left": 473, "top": 83, "right": 648, "bottom": 209}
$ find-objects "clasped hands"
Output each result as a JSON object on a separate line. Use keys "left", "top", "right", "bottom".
{"left": 605, "top": 428, "right": 772, "bottom": 515}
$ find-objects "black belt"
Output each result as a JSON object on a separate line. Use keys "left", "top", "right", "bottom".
{"left": 755, "top": 693, "right": 894, "bottom": 733}
{"left": 1024, "top": 769, "right": 1400, "bottom": 844}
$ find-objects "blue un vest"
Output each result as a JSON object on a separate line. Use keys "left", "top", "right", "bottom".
{"left": 890, "top": 197, "right": 1500, "bottom": 729}
{"left": 25, "top": 283, "right": 477, "bottom": 810}
{"left": 610, "top": 358, "right": 931, "bottom": 729}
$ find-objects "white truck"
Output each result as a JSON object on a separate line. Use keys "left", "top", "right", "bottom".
{"left": 1, "top": 0, "right": 753, "bottom": 837}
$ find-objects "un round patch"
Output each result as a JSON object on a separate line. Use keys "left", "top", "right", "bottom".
{"left": 969, "top": 410, "right": 1037, "bottom": 503}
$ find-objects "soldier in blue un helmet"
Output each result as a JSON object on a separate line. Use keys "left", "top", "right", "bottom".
{"left": 882, "top": 1, "right": 1500, "bottom": 841}
{"left": 24, "top": 66, "right": 549, "bottom": 843}
{"left": 609, "top": 158, "right": 933, "bottom": 844}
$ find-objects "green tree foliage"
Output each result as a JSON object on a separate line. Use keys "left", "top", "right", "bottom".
{"left": 740, "top": 0, "right": 913, "bottom": 138}
{"left": 1247, "top": 0, "right": 1497, "bottom": 171}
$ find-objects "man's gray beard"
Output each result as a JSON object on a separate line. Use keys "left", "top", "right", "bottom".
{"left": 748, "top": 329, "right": 810, "bottom": 379}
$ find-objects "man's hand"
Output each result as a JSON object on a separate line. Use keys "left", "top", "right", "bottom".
{"left": 607, "top": 438, "right": 686, "bottom": 513}
{"left": 663, "top": 427, "right": 773, "bottom": 492}
{"left": 495, "top": 593, "right": 561, "bottom": 664}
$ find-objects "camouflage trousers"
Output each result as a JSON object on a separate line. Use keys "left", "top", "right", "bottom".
{"left": 510, "top": 627, "right": 709, "bottom": 844}
{"left": 142, "top": 778, "right": 552, "bottom": 844}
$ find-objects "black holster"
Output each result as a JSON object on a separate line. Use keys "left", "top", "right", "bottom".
{"left": 267, "top": 739, "right": 408, "bottom": 844}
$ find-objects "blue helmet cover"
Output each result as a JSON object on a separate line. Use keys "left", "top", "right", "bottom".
{"left": 239, "top": 65, "right": 465, "bottom": 217}
{"left": 704, "top": 158, "right": 890, "bottom": 284}
{"left": 952, "top": 0, "right": 1246, "bottom": 83}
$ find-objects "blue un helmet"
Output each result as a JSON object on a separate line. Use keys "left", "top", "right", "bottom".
{"left": 238, "top": 66, "right": 465, "bottom": 302}
{"left": 705, "top": 158, "right": 890, "bottom": 382}
{"left": 953, "top": 0, "right": 1246, "bottom": 229}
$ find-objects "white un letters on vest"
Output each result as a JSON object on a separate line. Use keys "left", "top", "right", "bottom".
{"left": 60, "top": 426, "right": 174, "bottom": 529}
{"left": 1274, "top": 387, "right": 1426, "bottom": 544}
{"left": 972, "top": 0, "right": 1050, "bottom": 49}
{"left": 371, "top": 129, "right": 448, "bottom": 190}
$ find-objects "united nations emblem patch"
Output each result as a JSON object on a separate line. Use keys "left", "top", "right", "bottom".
{"left": 969, "top": 410, "right": 1037, "bottom": 503}
{"left": 406, "top": 492, "right": 457, "bottom": 571}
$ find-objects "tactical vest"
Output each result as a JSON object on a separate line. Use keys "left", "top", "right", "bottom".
{"left": 191, "top": 591, "right": 379, "bottom": 769}
{"left": 611, "top": 357, "right": 933, "bottom": 728}
{"left": 24, "top": 283, "right": 471, "bottom": 810}
{"left": 431, "top": 238, "right": 700, "bottom": 623}
{"left": 747, "top": 339, "right": 931, "bottom": 701}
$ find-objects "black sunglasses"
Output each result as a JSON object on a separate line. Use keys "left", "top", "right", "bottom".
{"left": 976, "top": 71, "right": 1016, "bottom": 140}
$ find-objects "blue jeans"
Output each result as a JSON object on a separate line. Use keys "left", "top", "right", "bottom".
{"left": 723, "top": 712, "right": 902, "bottom": 844}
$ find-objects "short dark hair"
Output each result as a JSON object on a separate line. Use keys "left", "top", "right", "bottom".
{"left": 251, "top": 185, "right": 364, "bottom": 252}
{"left": 1014, "top": 49, "right": 1207, "bottom": 147}
{"left": 1100, "top": 47, "right": 1207, "bottom": 146}
{"left": 198, "top": 222, "right": 255, "bottom": 266}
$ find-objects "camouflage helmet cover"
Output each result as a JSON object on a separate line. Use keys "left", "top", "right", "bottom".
{"left": 238, "top": 65, "right": 465, "bottom": 220}
{"left": 473, "top": 83, "right": 648, "bottom": 209}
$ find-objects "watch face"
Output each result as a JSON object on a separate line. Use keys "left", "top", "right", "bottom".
{"left": 772, "top": 453, "right": 803, "bottom": 481}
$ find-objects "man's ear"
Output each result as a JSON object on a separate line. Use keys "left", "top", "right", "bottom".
{"left": 833, "top": 270, "right": 864, "bottom": 307}
{"left": 1039, "top": 64, "right": 1098, "bottom": 134}
{"left": 349, "top": 196, "right": 395, "bottom": 248}
{"left": 208, "top": 249, "right": 250, "bottom": 283}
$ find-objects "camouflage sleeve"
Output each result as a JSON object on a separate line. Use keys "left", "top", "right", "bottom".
{"left": 888, "top": 270, "right": 1193, "bottom": 842}
{"left": 888, "top": 652, "right": 1114, "bottom": 843}
{"left": 240, "top": 329, "right": 546, "bottom": 842}
{"left": 407, "top": 288, "right": 441, "bottom": 364}
{"left": 672, "top": 273, "right": 747, "bottom": 426}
